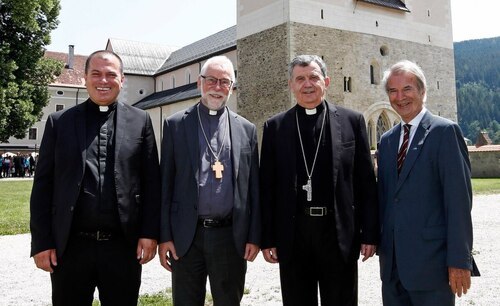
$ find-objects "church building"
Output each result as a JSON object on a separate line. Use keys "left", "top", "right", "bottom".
{"left": 1, "top": 0, "right": 457, "bottom": 153}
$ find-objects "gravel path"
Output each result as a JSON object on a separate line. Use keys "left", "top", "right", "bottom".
{"left": 1, "top": 194, "right": 498, "bottom": 305}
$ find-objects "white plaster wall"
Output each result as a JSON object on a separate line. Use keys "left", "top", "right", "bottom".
{"left": 238, "top": 0, "right": 453, "bottom": 49}
{"left": 119, "top": 75, "right": 155, "bottom": 105}
{"left": 5, "top": 86, "right": 88, "bottom": 149}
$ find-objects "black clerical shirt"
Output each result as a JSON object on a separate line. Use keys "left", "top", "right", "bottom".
{"left": 295, "top": 101, "right": 334, "bottom": 209}
{"left": 72, "top": 100, "right": 121, "bottom": 233}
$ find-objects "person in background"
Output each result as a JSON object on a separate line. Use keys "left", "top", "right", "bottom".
{"left": 30, "top": 50, "right": 161, "bottom": 305}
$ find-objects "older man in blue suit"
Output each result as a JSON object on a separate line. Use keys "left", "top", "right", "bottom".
{"left": 377, "top": 60, "right": 476, "bottom": 305}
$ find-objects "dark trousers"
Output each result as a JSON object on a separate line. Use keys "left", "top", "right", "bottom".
{"left": 382, "top": 253, "right": 454, "bottom": 306}
{"left": 279, "top": 215, "right": 357, "bottom": 306}
{"left": 171, "top": 225, "right": 246, "bottom": 306}
{"left": 50, "top": 235, "right": 141, "bottom": 306}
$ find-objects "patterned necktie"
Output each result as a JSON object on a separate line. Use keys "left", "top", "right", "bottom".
{"left": 397, "top": 124, "right": 411, "bottom": 174}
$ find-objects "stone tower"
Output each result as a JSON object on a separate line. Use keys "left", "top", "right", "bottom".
{"left": 236, "top": 0, "right": 457, "bottom": 147}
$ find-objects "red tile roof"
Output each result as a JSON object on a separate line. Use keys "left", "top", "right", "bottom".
{"left": 44, "top": 51, "right": 88, "bottom": 87}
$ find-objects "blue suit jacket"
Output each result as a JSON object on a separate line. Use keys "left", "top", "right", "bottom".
{"left": 159, "top": 103, "right": 261, "bottom": 258}
{"left": 377, "top": 110, "right": 474, "bottom": 290}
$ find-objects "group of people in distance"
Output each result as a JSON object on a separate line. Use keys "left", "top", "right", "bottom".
{"left": 30, "top": 50, "right": 477, "bottom": 306}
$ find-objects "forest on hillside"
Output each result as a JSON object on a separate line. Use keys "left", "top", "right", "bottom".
{"left": 454, "top": 37, "right": 499, "bottom": 144}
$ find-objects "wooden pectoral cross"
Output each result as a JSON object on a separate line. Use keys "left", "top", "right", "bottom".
{"left": 212, "top": 160, "right": 224, "bottom": 179}
{"left": 302, "top": 178, "right": 312, "bottom": 201}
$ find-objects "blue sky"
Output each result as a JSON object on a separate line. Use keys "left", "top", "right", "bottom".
{"left": 47, "top": 0, "right": 499, "bottom": 55}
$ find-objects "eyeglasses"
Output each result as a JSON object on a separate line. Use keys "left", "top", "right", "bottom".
{"left": 200, "top": 75, "right": 233, "bottom": 89}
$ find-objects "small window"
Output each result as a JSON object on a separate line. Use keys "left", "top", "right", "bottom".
{"left": 139, "top": 89, "right": 145, "bottom": 95}
{"left": 55, "top": 104, "right": 64, "bottom": 112}
{"left": 172, "top": 76, "right": 176, "bottom": 88}
{"left": 437, "top": 81, "right": 440, "bottom": 90}
{"left": 321, "top": 9, "right": 324, "bottom": 19}
{"left": 29, "top": 128, "right": 37, "bottom": 140}
{"left": 370, "top": 62, "right": 381, "bottom": 85}
{"left": 344, "top": 77, "right": 352, "bottom": 93}
{"left": 56, "top": 90, "right": 64, "bottom": 96}
{"left": 380, "top": 45, "right": 389, "bottom": 56}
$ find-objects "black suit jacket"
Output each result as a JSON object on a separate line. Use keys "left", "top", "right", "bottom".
{"left": 159, "top": 103, "right": 261, "bottom": 258}
{"left": 260, "top": 101, "right": 378, "bottom": 263}
{"left": 30, "top": 100, "right": 161, "bottom": 258}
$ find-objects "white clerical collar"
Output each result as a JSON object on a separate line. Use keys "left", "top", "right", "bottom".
{"left": 209, "top": 109, "right": 218, "bottom": 116}
{"left": 99, "top": 106, "right": 109, "bottom": 112}
{"left": 305, "top": 108, "right": 317, "bottom": 115}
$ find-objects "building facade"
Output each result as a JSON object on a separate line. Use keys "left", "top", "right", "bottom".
{"left": 1, "top": 0, "right": 458, "bottom": 154}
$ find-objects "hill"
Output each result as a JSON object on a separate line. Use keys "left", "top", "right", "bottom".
{"left": 454, "top": 37, "right": 500, "bottom": 144}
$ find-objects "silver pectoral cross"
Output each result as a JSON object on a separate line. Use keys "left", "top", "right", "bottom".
{"left": 302, "top": 178, "right": 312, "bottom": 202}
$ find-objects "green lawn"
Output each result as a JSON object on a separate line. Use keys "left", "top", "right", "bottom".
{"left": 0, "top": 180, "right": 32, "bottom": 235}
{"left": 471, "top": 178, "right": 500, "bottom": 195}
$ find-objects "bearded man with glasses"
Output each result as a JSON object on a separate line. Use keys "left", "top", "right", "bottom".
{"left": 158, "top": 55, "right": 261, "bottom": 306}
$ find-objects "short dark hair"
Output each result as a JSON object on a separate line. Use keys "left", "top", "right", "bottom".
{"left": 288, "top": 55, "right": 328, "bottom": 79}
{"left": 85, "top": 50, "right": 124, "bottom": 74}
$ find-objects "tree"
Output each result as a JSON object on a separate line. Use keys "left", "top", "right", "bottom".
{"left": 0, "top": 0, "right": 63, "bottom": 142}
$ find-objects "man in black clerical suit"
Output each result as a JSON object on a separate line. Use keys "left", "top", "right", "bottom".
{"left": 30, "top": 50, "right": 160, "bottom": 305}
{"left": 260, "top": 55, "right": 379, "bottom": 305}
{"left": 158, "top": 55, "right": 260, "bottom": 306}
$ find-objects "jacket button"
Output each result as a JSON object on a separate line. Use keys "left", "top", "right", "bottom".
{"left": 70, "top": 206, "right": 74, "bottom": 212}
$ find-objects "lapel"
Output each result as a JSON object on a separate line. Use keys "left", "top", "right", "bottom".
{"left": 75, "top": 101, "right": 87, "bottom": 171}
{"left": 284, "top": 107, "right": 297, "bottom": 189}
{"left": 385, "top": 124, "right": 401, "bottom": 184}
{"left": 114, "top": 102, "right": 126, "bottom": 160}
{"left": 326, "top": 101, "right": 341, "bottom": 190}
{"left": 228, "top": 109, "right": 241, "bottom": 181}
{"left": 183, "top": 104, "right": 200, "bottom": 183}
{"left": 396, "top": 111, "right": 433, "bottom": 191}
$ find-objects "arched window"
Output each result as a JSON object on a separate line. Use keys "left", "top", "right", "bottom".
{"left": 367, "top": 120, "right": 374, "bottom": 148}
{"left": 376, "top": 112, "right": 390, "bottom": 142}
{"left": 185, "top": 69, "right": 192, "bottom": 84}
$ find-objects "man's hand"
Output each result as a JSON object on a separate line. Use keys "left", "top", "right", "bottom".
{"left": 136, "top": 238, "right": 157, "bottom": 264}
{"left": 262, "top": 247, "right": 278, "bottom": 263}
{"left": 244, "top": 243, "right": 260, "bottom": 262}
{"left": 449, "top": 267, "right": 471, "bottom": 297}
{"left": 158, "top": 241, "right": 178, "bottom": 272}
{"left": 360, "top": 244, "right": 376, "bottom": 262}
{"left": 33, "top": 249, "right": 57, "bottom": 273}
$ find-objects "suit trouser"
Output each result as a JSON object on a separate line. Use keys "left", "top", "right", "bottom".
{"left": 50, "top": 235, "right": 141, "bottom": 306}
{"left": 279, "top": 215, "right": 357, "bottom": 306}
{"left": 171, "top": 225, "right": 246, "bottom": 306}
{"left": 382, "top": 248, "right": 454, "bottom": 306}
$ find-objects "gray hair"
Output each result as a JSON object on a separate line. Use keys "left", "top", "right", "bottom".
{"left": 200, "top": 55, "right": 235, "bottom": 81}
{"left": 382, "top": 60, "right": 427, "bottom": 102}
{"left": 288, "top": 55, "right": 328, "bottom": 79}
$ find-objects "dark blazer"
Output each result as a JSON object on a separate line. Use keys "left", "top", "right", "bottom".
{"left": 260, "top": 101, "right": 378, "bottom": 263}
{"left": 377, "top": 110, "right": 474, "bottom": 290}
{"left": 30, "top": 100, "right": 161, "bottom": 258}
{"left": 159, "top": 103, "right": 261, "bottom": 258}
